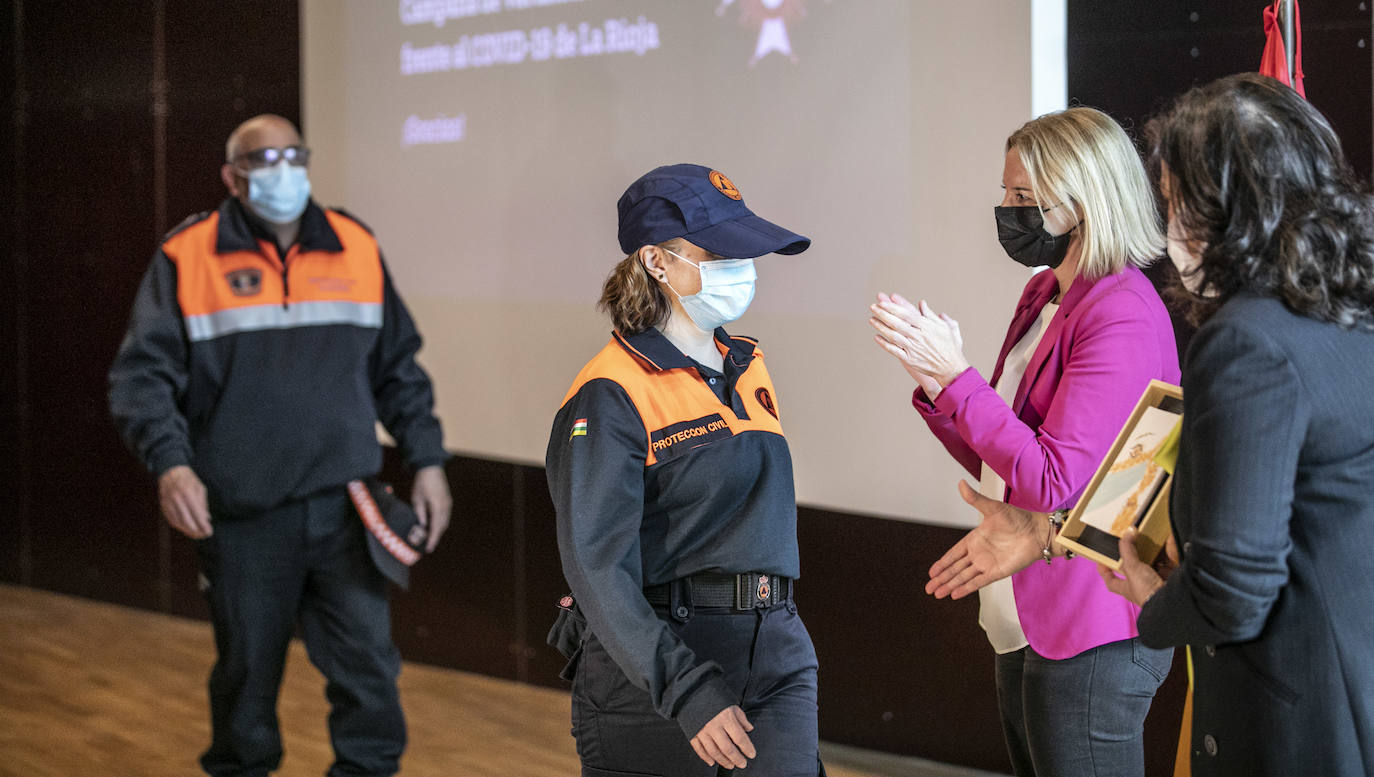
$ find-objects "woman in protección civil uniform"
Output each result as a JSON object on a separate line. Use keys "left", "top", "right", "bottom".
{"left": 546, "top": 163, "right": 822, "bottom": 776}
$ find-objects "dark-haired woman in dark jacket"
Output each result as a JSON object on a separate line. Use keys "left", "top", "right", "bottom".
{"left": 1098, "top": 73, "right": 1374, "bottom": 777}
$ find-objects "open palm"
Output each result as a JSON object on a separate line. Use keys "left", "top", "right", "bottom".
{"left": 926, "top": 481, "right": 1044, "bottom": 600}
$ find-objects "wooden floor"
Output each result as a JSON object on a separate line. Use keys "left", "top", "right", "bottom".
{"left": 0, "top": 584, "right": 999, "bottom": 777}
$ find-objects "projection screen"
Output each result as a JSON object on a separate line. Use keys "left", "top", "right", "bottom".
{"left": 303, "top": 0, "right": 1067, "bottom": 527}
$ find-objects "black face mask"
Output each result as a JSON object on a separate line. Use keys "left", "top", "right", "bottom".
{"left": 994, "top": 205, "right": 1074, "bottom": 269}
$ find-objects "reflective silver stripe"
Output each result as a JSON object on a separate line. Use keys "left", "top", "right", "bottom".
{"left": 185, "top": 300, "right": 382, "bottom": 342}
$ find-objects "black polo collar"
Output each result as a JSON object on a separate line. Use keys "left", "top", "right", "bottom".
{"left": 614, "top": 326, "right": 758, "bottom": 372}
{"left": 214, "top": 197, "right": 344, "bottom": 255}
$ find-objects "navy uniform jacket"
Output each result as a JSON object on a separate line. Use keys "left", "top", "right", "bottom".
{"left": 108, "top": 198, "right": 446, "bottom": 514}
{"left": 546, "top": 327, "right": 799, "bottom": 739}
{"left": 1138, "top": 294, "right": 1374, "bottom": 776}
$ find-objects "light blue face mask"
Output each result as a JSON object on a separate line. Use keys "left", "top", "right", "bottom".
{"left": 663, "top": 249, "right": 757, "bottom": 332}
{"left": 245, "top": 161, "right": 312, "bottom": 225}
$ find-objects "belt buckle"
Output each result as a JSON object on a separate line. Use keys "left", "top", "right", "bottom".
{"left": 736, "top": 573, "right": 771, "bottom": 610}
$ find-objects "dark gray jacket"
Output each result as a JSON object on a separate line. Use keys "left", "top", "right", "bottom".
{"left": 1139, "top": 293, "right": 1374, "bottom": 777}
{"left": 545, "top": 327, "right": 798, "bottom": 739}
{"left": 108, "top": 198, "right": 446, "bottom": 514}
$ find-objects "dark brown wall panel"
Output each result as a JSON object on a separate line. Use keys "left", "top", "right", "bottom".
{"left": 1301, "top": 13, "right": 1373, "bottom": 179}
{"left": 163, "top": 0, "right": 301, "bottom": 221}
{"left": 798, "top": 507, "right": 1006, "bottom": 770}
{"left": 385, "top": 456, "right": 523, "bottom": 679}
{"left": 522, "top": 461, "right": 577, "bottom": 687}
{"left": 2, "top": 0, "right": 26, "bottom": 585}
{"left": 1067, "top": 0, "right": 1372, "bottom": 179}
{"left": 6, "top": 0, "right": 308, "bottom": 608}
{"left": 1145, "top": 655, "right": 1189, "bottom": 777}
{"left": 20, "top": 1, "right": 163, "bottom": 607}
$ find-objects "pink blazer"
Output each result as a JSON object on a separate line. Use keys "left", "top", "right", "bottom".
{"left": 915, "top": 265, "right": 1180, "bottom": 659}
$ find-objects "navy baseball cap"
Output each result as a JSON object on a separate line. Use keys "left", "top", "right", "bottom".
{"left": 616, "top": 164, "right": 811, "bottom": 258}
{"left": 347, "top": 478, "right": 427, "bottom": 591}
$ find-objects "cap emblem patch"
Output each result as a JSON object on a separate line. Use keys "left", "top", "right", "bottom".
{"left": 709, "top": 170, "right": 742, "bottom": 201}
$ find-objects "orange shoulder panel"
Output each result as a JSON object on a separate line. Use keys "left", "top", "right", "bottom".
{"left": 164, "top": 213, "right": 283, "bottom": 317}
{"left": 286, "top": 211, "right": 384, "bottom": 305}
{"left": 561, "top": 336, "right": 785, "bottom": 467}
{"left": 561, "top": 338, "right": 650, "bottom": 407}
{"left": 164, "top": 210, "right": 387, "bottom": 316}
{"left": 730, "top": 350, "right": 784, "bottom": 435}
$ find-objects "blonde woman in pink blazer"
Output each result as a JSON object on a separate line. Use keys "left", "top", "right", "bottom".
{"left": 870, "top": 107, "right": 1180, "bottom": 777}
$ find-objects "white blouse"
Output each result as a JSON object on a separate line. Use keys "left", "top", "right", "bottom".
{"left": 976, "top": 301, "right": 1058, "bottom": 654}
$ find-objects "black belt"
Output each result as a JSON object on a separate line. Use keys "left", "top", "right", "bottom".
{"left": 644, "top": 572, "right": 793, "bottom": 612}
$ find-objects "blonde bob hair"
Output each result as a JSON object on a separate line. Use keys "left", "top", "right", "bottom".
{"left": 599, "top": 239, "right": 682, "bottom": 334}
{"left": 1007, "top": 107, "right": 1164, "bottom": 279}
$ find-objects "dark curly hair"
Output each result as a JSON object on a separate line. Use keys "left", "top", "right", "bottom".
{"left": 1145, "top": 73, "right": 1374, "bottom": 329}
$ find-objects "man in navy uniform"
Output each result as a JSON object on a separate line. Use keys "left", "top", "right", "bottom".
{"left": 109, "top": 114, "right": 451, "bottom": 777}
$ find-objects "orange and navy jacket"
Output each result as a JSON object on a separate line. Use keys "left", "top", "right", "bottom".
{"left": 108, "top": 198, "right": 446, "bottom": 514}
{"left": 545, "top": 326, "right": 798, "bottom": 739}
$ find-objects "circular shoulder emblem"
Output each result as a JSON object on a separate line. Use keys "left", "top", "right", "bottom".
{"left": 709, "top": 170, "right": 742, "bottom": 200}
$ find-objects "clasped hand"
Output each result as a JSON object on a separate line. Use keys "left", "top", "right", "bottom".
{"left": 869, "top": 292, "right": 970, "bottom": 389}
{"left": 691, "top": 705, "right": 755, "bottom": 769}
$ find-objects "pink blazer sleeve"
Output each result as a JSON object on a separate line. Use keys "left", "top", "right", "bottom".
{"left": 913, "top": 385, "right": 985, "bottom": 479}
{"left": 924, "top": 278, "right": 1178, "bottom": 512}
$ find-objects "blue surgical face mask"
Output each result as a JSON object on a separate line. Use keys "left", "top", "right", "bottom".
{"left": 663, "top": 248, "right": 757, "bottom": 332}
{"left": 245, "top": 161, "right": 312, "bottom": 225}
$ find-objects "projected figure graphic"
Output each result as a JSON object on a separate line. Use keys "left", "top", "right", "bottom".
{"left": 716, "top": 0, "right": 809, "bottom": 67}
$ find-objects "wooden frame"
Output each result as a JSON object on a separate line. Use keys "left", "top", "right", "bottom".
{"left": 1055, "top": 380, "right": 1183, "bottom": 570}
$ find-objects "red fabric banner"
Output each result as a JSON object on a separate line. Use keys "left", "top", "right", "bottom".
{"left": 1260, "top": 0, "right": 1305, "bottom": 98}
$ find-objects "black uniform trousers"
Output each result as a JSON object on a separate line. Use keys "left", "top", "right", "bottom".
{"left": 196, "top": 489, "right": 404, "bottom": 777}
{"left": 572, "top": 595, "right": 823, "bottom": 777}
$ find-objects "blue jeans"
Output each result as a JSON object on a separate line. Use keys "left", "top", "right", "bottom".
{"left": 995, "top": 638, "right": 1172, "bottom": 777}
{"left": 570, "top": 600, "right": 822, "bottom": 777}
{"left": 196, "top": 490, "right": 404, "bottom": 777}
